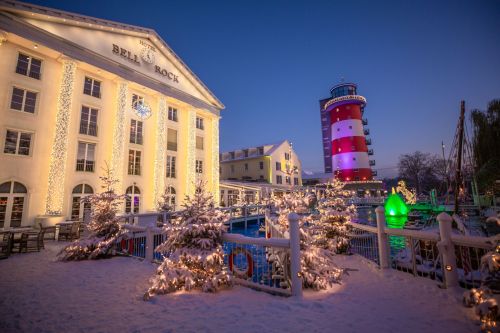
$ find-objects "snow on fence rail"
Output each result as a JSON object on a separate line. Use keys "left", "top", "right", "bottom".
{"left": 114, "top": 210, "right": 303, "bottom": 297}
{"left": 347, "top": 206, "right": 499, "bottom": 289}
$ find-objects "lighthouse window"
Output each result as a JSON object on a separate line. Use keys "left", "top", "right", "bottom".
{"left": 349, "top": 126, "right": 352, "bottom": 129}
{"left": 353, "top": 157, "right": 356, "bottom": 161}
{"left": 337, "top": 128, "right": 340, "bottom": 132}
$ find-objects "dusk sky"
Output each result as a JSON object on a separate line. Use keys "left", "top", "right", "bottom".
{"left": 27, "top": 0, "right": 500, "bottom": 177}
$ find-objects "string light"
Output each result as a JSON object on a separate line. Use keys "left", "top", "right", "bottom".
{"left": 323, "top": 95, "right": 366, "bottom": 110}
{"left": 153, "top": 97, "right": 167, "bottom": 206}
{"left": 45, "top": 58, "right": 77, "bottom": 215}
{"left": 111, "top": 81, "right": 128, "bottom": 193}
{"left": 185, "top": 110, "right": 196, "bottom": 197}
{"left": 211, "top": 117, "right": 220, "bottom": 206}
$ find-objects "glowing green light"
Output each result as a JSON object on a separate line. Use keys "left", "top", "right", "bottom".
{"left": 384, "top": 193, "right": 408, "bottom": 217}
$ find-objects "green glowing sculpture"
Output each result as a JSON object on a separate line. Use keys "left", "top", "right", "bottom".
{"left": 384, "top": 190, "right": 409, "bottom": 217}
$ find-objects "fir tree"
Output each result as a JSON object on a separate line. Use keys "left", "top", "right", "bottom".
{"left": 145, "top": 181, "right": 232, "bottom": 298}
{"left": 58, "top": 164, "right": 126, "bottom": 261}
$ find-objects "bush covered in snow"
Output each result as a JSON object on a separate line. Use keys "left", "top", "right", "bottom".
{"left": 145, "top": 182, "right": 232, "bottom": 298}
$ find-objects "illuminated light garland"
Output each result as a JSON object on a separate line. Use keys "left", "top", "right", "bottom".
{"left": 45, "top": 58, "right": 77, "bottom": 215}
{"left": 111, "top": 81, "right": 128, "bottom": 193}
{"left": 323, "top": 95, "right": 367, "bottom": 110}
{"left": 211, "top": 117, "right": 220, "bottom": 206}
{"left": 153, "top": 97, "right": 167, "bottom": 206}
{"left": 185, "top": 109, "right": 196, "bottom": 198}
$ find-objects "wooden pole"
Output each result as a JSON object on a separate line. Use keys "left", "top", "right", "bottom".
{"left": 454, "top": 101, "right": 465, "bottom": 215}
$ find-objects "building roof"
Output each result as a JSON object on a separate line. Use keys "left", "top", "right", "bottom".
{"left": 220, "top": 140, "right": 292, "bottom": 163}
{"left": 0, "top": 0, "right": 224, "bottom": 111}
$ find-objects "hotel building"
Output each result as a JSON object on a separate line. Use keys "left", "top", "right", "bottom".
{"left": 0, "top": 1, "right": 224, "bottom": 228}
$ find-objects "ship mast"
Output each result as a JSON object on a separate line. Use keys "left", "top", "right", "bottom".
{"left": 454, "top": 101, "right": 465, "bottom": 215}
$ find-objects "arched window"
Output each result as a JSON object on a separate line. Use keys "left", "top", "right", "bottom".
{"left": 167, "top": 186, "right": 176, "bottom": 209}
{"left": 0, "top": 181, "right": 28, "bottom": 228}
{"left": 71, "top": 184, "right": 93, "bottom": 221}
{"left": 125, "top": 185, "right": 141, "bottom": 214}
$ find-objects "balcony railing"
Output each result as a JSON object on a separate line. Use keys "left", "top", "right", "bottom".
{"left": 368, "top": 149, "right": 374, "bottom": 155}
{"left": 76, "top": 160, "right": 94, "bottom": 172}
{"left": 369, "top": 160, "right": 376, "bottom": 166}
{"left": 79, "top": 124, "right": 98, "bottom": 136}
{"left": 365, "top": 138, "right": 372, "bottom": 145}
{"left": 362, "top": 118, "right": 368, "bottom": 126}
{"left": 364, "top": 128, "right": 370, "bottom": 136}
{"left": 372, "top": 170, "right": 378, "bottom": 176}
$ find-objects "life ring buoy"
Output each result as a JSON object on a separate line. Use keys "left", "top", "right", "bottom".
{"left": 229, "top": 248, "right": 253, "bottom": 279}
{"left": 120, "top": 239, "right": 134, "bottom": 254}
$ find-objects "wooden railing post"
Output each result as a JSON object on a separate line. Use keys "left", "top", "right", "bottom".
{"left": 437, "top": 212, "right": 459, "bottom": 288}
{"left": 265, "top": 208, "right": 271, "bottom": 239}
{"left": 145, "top": 226, "right": 154, "bottom": 262}
{"left": 375, "top": 206, "right": 391, "bottom": 269}
{"left": 288, "top": 212, "right": 303, "bottom": 297}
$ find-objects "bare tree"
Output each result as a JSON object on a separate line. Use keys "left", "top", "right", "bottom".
{"left": 398, "top": 151, "right": 440, "bottom": 194}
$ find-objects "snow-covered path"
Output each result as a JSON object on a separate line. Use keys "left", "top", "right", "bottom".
{"left": 0, "top": 242, "right": 476, "bottom": 333}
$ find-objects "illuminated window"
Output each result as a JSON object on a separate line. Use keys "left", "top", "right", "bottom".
{"left": 15, "top": 53, "right": 42, "bottom": 79}
{"left": 80, "top": 106, "right": 98, "bottom": 136}
{"left": 76, "top": 142, "right": 95, "bottom": 172}
{"left": 128, "top": 149, "right": 141, "bottom": 175}
{"left": 196, "top": 136, "right": 204, "bottom": 150}
{"left": 83, "top": 77, "right": 101, "bottom": 98}
{"left": 125, "top": 186, "right": 140, "bottom": 214}
{"left": 166, "top": 186, "right": 176, "bottom": 208}
{"left": 10, "top": 87, "right": 37, "bottom": 113}
{"left": 4, "top": 130, "right": 32, "bottom": 156}
{"left": 196, "top": 117, "right": 204, "bottom": 130}
{"left": 130, "top": 119, "right": 143, "bottom": 144}
{"left": 166, "top": 155, "right": 176, "bottom": 178}
{"left": 71, "top": 184, "right": 93, "bottom": 220}
{"left": 168, "top": 107, "right": 178, "bottom": 122}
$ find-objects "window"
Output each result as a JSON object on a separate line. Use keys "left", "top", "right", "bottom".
{"left": 132, "top": 94, "right": 144, "bottom": 110}
{"left": 76, "top": 142, "right": 95, "bottom": 172}
{"left": 10, "top": 87, "right": 37, "bottom": 113}
{"left": 125, "top": 186, "right": 140, "bottom": 214}
{"left": 80, "top": 106, "right": 98, "bottom": 136}
{"left": 16, "top": 53, "right": 42, "bottom": 79}
{"left": 294, "top": 178, "right": 299, "bottom": 186}
{"left": 285, "top": 176, "right": 291, "bottom": 185}
{"left": 244, "top": 163, "right": 248, "bottom": 171}
{"left": 196, "top": 136, "right": 204, "bottom": 150}
{"left": 259, "top": 161, "right": 264, "bottom": 170}
{"left": 196, "top": 117, "right": 204, "bottom": 130}
{"left": 128, "top": 149, "right": 141, "bottom": 175}
{"left": 167, "top": 128, "right": 177, "bottom": 151}
{"left": 276, "top": 162, "right": 281, "bottom": 171}
{"left": 244, "top": 150, "right": 249, "bottom": 157}
{"left": 196, "top": 160, "right": 203, "bottom": 173}
{"left": 71, "top": 184, "right": 93, "bottom": 220}
{"left": 166, "top": 186, "right": 176, "bottom": 209}
{"left": 4, "top": 130, "right": 32, "bottom": 156}
{"left": 276, "top": 175, "right": 282, "bottom": 184}
{"left": 168, "top": 107, "right": 178, "bottom": 122}
{"left": 83, "top": 77, "right": 101, "bottom": 98}
{"left": 285, "top": 152, "right": 290, "bottom": 160}
{"left": 166, "top": 155, "right": 176, "bottom": 178}
{"left": 0, "top": 181, "right": 28, "bottom": 228}
{"left": 258, "top": 147, "right": 264, "bottom": 155}
{"left": 130, "top": 119, "right": 143, "bottom": 144}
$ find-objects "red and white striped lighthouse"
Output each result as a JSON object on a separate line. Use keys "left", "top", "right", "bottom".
{"left": 319, "top": 83, "right": 375, "bottom": 181}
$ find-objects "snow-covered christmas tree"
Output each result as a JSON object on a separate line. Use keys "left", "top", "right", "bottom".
{"left": 58, "top": 164, "right": 126, "bottom": 261}
{"left": 311, "top": 179, "right": 357, "bottom": 253}
{"left": 145, "top": 181, "right": 232, "bottom": 298}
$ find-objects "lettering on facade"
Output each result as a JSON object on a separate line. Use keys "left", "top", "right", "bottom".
{"left": 112, "top": 43, "right": 179, "bottom": 84}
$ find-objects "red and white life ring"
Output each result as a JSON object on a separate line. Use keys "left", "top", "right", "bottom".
{"left": 120, "top": 239, "right": 134, "bottom": 254}
{"left": 229, "top": 248, "right": 253, "bottom": 279}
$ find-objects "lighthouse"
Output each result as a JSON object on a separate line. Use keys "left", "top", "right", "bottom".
{"left": 319, "top": 83, "right": 375, "bottom": 182}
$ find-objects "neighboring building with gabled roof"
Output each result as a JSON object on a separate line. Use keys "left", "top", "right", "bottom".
{"left": 0, "top": 0, "right": 224, "bottom": 228}
{"left": 220, "top": 140, "right": 302, "bottom": 188}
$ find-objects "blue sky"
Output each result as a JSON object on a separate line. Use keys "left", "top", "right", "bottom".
{"left": 26, "top": 0, "right": 500, "bottom": 177}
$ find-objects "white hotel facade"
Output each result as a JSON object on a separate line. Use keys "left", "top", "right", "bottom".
{"left": 0, "top": 1, "right": 224, "bottom": 228}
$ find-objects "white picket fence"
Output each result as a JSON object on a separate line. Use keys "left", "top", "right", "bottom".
{"left": 115, "top": 210, "right": 303, "bottom": 297}
{"left": 348, "top": 207, "right": 499, "bottom": 289}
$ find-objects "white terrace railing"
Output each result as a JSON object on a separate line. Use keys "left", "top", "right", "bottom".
{"left": 113, "top": 210, "right": 303, "bottom": 297}
{"left": 348, "top": 207, "right": 499, "bottom": 289}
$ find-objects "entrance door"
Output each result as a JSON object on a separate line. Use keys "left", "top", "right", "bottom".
{"left": 71, "top": 184, "right": 93, "bottom": 221}
{"left": 0, "top": 181, "right": 28, "bottom": 229}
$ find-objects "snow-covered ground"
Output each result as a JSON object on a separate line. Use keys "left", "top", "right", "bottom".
{"left": 0, "top": 242, "right": 476, "bottom": 333}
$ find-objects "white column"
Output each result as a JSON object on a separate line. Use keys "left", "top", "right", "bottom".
{"left": 185, "top": 109, "right": 196, "bottom": 197}
{"left": 288, "top": 212, "right": 303, "bottom": 297}
{"left": 375, "top": 206, "right": 391, "bottom": 269}
{"left": 45, "top": 57, "right": 77, "bottom": 215}
{"left": 211, "top": 117, "right": 220, "bottom": 205}
{"left": 111, "top": 81, "right": 128, "bottom": 194}
{"left": 437, "top": 212, "right": 459, "bottom": 288}
{"left": 153, "top": 97, "right": 167, "bottom": 208}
